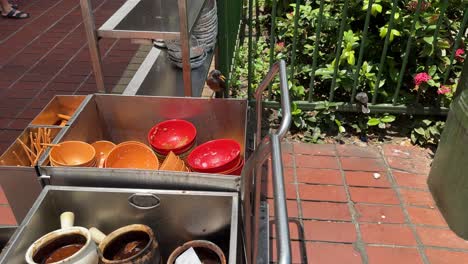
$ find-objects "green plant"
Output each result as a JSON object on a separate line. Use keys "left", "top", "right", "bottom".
{"left": 367, "top": 114, "right": 396, "bottom": 129}
{"left": 411, "top": 119, "right": 445, "bottom": 146}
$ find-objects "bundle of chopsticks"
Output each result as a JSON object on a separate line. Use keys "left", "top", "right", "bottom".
{"left": 15, "top": 128, "right": 53, "bottom": 166}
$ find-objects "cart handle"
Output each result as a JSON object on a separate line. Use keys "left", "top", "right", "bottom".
{"left": 255, "top": 60, "right": 291, "bottom": 144}
{"left": 242, "top": 59, "right": 292, "bottom": 264}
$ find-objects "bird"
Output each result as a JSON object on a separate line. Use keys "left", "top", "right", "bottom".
{"left": 206, "top": 69, "right": 226, "bottom": 97}
{"left": 355, "top": 92, "right": 370, "bottom": 114}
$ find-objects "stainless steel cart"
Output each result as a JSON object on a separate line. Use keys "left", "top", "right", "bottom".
{"left": 0, "top": 61, "right": 292, "bottom": 264}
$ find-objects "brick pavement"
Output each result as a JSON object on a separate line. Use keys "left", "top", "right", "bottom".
{"left": 267, "top": 142, "right": 468, "bottom": 264}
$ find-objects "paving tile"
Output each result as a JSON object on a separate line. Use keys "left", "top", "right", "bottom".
{"left": 386, "top": 156, "right": 430, "bottom": 175}
{"left": 349, "top": 187, "right": 399, "bottom": 205}
{"left": 407, "top": 206, "right": 447, "bottom": 227}
{"left": 293, "top": 143, "right": 336, "bottom": 156}
{"left": 306, "top": 242, "right": 362, "bottom": 264}
{"left": 303, "top": 220, "right": 357, "bottom": 243}
{"left": 336, "top": 145, "right": 380, "bottom": 158}
{"left": 267, "top": 199, "right": 299, "bottom": 218}
{"left": 270, "top": 220, "right": 303, "bottom": 240}
{"left": 296, "top": 168, "right": 342, "bottom": 185}
{"left": 295, "top": 155, "right": 339, "bottom": 169}
{"left": 360, "top": 223, "right": 417, "bottom": 246}
{"left": 425, "top": 248, "right": 468, "bottom": 264}
{"left": 383, "top": 144, "right": 429, "bottom": 159}
{"left": 392, "top": 171, "right": 428, "bottom": 190}
{"left": 399, "top": 189, "right": 435, "bottom": 207}
{"left": 298, "top": 184, "right": 347, "bottom": 202}
{"left": 282, "top": 153, "right": 294, "bottom": 167}
{"left": 301, "top": 201, "right": 351, "bottom": 221}
{"left": 366, "top": 246, "right": 423, "bottom": 264}
{"left": 355, "top": 204, "right": 406, "bottom": 224}
{"left": 345, "top": 171, "right": 390, "bottom": 187}
{"left": 417, "top": 226, "right": 468, "bottom": 249}
{"left": 265, "top": 182, "right": 297, "bottom": 200}
{"left": 270, "top": 240, "right": 305, "bottom": 263}
{"left": 0, "top": 206, "right": 16, "bottom": 225}
{"left": 340, "top": 157, "right": 386, "bottom": 171}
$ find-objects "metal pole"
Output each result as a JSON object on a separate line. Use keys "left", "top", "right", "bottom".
{"left": 80, "top": 0, "right": 105, "bottom": 93}
{"left": 178, "top": 0, "right": 192, "bottom": 96}
{"left": 271, "top": 134, "right": 292, "bottom": 264}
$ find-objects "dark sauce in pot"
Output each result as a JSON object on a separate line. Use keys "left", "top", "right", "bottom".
{"left": 194, "top": 247, "right": 221, "bottom": 264}
{"left": 32, "top": 233, "right": 86, "bottom": 264}
{"left": 103, "top": 231, "right": 150, "bottom": 261}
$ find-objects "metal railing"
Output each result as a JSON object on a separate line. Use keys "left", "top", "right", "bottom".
{"left": 223, "top": 0, "right": 468, "bottom": 115}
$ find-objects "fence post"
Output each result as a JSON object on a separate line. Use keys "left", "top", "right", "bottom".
{"left": 308, "top": 0, "right": 325, "bottom": 102}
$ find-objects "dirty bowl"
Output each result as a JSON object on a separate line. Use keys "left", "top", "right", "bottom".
{"left": 187, "top": 139, "right": 241, "bottom": 173}
{"left": 105, "top": 143, "right": 159, "bottom": 170}
{"left": 91, "top": 141, "right": 116, "bottom": 168}
{"left": 50, "top": 141, "right": 96, "bottom": 167}
{"left": 148, "top": 119, "right": 197, "bottom": 153}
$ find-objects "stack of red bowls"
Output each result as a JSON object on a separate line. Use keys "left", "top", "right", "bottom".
{"left": 147, "top": 119, "right": 197, "bottom": 160}
{"left": 187, "top": 139, "right": 243, "bottom": 175}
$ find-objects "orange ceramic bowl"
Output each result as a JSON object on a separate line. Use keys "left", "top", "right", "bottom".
{"left": 50, "top": 141, "right": 96, "bottom": 167}
{"left": 105, "top": 143, "right": 159, "bottom": 170}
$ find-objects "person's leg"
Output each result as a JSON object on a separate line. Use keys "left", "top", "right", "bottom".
{"left": 1, "top": 0, "right": 29, "bottom": 18}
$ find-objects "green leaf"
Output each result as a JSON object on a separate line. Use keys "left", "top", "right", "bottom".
{"left": 380, "top": 115, "right": 396, "bottom": 123}
{"left": 379, "top": 26, "right": 388, "bottom": 39}
{"left": 339, "top": 126, "right": 346, "bottom": 133}
{"left": 411, "top": 133, "right": 417, "bottom": 144}
{"left": 378, "top": 122, "right": 386, "bottom": 129}
{"left": 424, "top": 36, "right": 434, "bottom": 45}
{"left": 428, "top": 65, "right": 437, "bottom": 76}
{"left": 371, "top": 4, "right": 382, "bottom": 15}
{"left": 427, "top": 79, "right": 437, "bottom": 87}
{"left": 414, "top": 127, "right": 426, "bottom": 136}
{"left": 422, "top": 119, "right": 432, "bottom": 126}
{"left": 367, "top": 118, "right": 380, "bottom": 126}
{"left": 429, "top": 126, "right": 440, "bottom": 136}
{"left": 348, "top": 53, "right": 355, "bottom": 65}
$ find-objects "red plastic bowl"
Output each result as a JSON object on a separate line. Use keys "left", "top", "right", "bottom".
{"left": 219, "top": 158, "right": 244, "bottom": 175}
{"left": 187, "top": 139, "right": 241, "bottom": 173}
{"left": 147, "top": 119, "right": 197, "bottom": 152}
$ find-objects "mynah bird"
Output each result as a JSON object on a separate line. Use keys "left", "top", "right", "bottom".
{"left": 206, "top": 69, "right": 226, "bottom": 97}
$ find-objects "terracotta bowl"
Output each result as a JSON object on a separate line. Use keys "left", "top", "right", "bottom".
{"left": 50, "top": 141, "right": 96, "bottom": 167}
{"left": 105, "top": 143, "right": 159, "bottom": 170}
{"left": 91, "top": 141, "right": 116, "bottom": 168}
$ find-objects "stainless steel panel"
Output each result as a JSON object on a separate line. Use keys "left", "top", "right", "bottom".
{"left": 0, "top": 186, "right": 238, "bottom": 264}
{"left": 0, "top": 127, "right": 62, "bottom": 222}
{"left": 30, "top": 95, "right": 89, "bottom": 126}
{"left": 38, "top": 94, "right": 248, "bottom": 191}
{"left": 108, "top": 0, "right": 205, "bottom": 34}
{"left": 133, "top": 49, "right": 214, "bottom": 97}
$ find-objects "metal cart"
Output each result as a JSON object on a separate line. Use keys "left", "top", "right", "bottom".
{"left": 0, "top": 61, "right": 292, "bottom": 264}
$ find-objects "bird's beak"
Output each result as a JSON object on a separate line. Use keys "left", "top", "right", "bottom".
{"left": 220, "top": 75, "right": 226, "bottom": 81}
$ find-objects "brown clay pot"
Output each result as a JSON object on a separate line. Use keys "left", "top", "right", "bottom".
{"left": 167, "top": 240, "right": 226, "bottom": 264}
{"left": 90, "top": 225, "right": 160, "bottom": 264}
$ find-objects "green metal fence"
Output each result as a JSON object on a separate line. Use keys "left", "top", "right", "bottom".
{"left": 231, "top": 0, "right": 468, "bottom": 115}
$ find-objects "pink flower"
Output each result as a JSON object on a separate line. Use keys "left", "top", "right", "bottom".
{"left": 456, "top": 49, "right": 465, "bottom": 62}
{"left": 414, "top": 72, "right": 431, "bottom": 86}
{"left": 437, "top": 85, "right": 451, "bottom": 95}
{"left": 277, "top": 42, "right": 284, "bottom": 48}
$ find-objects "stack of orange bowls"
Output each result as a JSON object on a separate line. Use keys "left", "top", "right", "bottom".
{"left": 105, "top": 141, "right": 159, "bottom": 170}
{"left": 159, "top": 151, "right": 190, "bottom": 172}
{"left": 49, "top": 141, "right": 96, "bottom": 167}
{"left": 147, "top": 119, "right": 197, "bottom": 161}
{"left": 187, "top": 139, "right": 243, "bottom": 175}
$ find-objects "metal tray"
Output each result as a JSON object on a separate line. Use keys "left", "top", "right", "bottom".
{"left": 38, "top": 94, "right": 248, "bottom": 191}
{"left": 0, "top": 186, "right": 239, "bottom": 263}
{"left": 29, "top": 95, "right": 90, "bottom": 127}
{"left": 0, "top": 127, "right": 63, "bottom": 222}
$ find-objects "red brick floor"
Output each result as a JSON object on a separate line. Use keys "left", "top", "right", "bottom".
{"left": 0, "top": 0, "right": 139, "bottom": 152}
{"left": 266, "top": 142, "right": 468, "bottom": 264}
{"left": 0, "top": 1, "right": 467, "bottom": 263}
